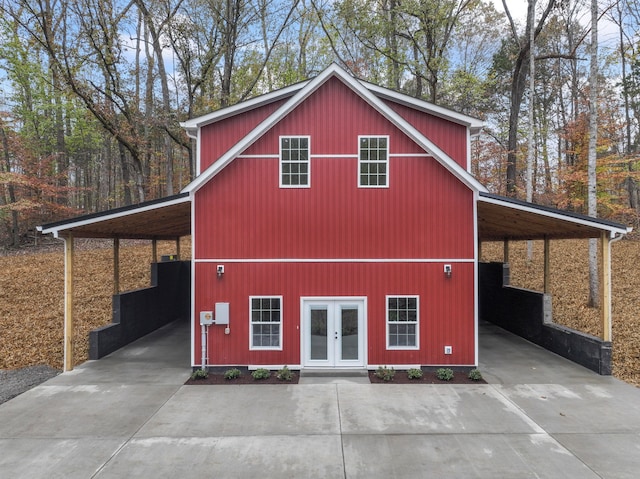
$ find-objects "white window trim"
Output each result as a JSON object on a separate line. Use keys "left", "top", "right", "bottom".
{"left": 279, "top": 135, "right": 311, "bottom": 188}
{"left": 386, "top": 295, "right": 420, "bottom": 350}
{"left": 358, "top": 135, "right": 390, "bottom": 188}
{"left": 249, "top": 295, "right": 283, "bottom": 350}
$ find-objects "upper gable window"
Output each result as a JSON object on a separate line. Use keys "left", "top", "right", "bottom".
{"left": 359, "top": 136, "right": 388, "bottom": 188}
{"left": 280, "top": 136, "right": 310, "bottom": 188}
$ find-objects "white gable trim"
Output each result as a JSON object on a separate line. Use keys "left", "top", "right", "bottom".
{"left": 180, "top": 81, "right": 310, "bottom": 134}
{"left": 182, "top": 64, "right": 487, "bottom": 194}
{"left": 363, "top": 81, "right": 484, "bottom": 134}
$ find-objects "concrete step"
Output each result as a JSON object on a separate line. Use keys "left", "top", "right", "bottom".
{"left": 300, "top": 369, "right": 369, "bottom": 378}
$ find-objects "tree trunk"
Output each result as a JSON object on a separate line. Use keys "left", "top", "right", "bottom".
{"left": 1, "top": 126, "right": 20, "bottom": 246}
{"left": 587, "top": 0, "right": 599, "bottom": 308}
{"left": 503, "top": 0, "right": 556, "bottom": 196}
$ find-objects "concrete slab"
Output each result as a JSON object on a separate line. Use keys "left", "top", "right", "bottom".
{"left": 136, "top": 384, "right": 341, "bottom": 437}
{"left": 343, "top": 433, "right": 600, "bottom": 479}
{"left": 0, "top": 383, "right": 180, "bottom": 437}
{"left": 94, "top": 435, "right": 345, "bottom": 479}
{"left": 554, "top": 433, "right": 640, "bottom": 479}
{"left": 337, "top": 384, "right": 541, "bottom": 435}
{"left": 494, "top": 382, "right": 640, "bottom": 433}
{"left": 479, "top": 322, "right": 601, "bottom": 385}
{"left": 0, "top": 438, "right": 124, "bottom": 479}
{"left": 2, "top": 319, "right": 640, "bottom": 478}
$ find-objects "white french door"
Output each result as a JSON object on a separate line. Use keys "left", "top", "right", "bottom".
{"left": 302, "top": 298, "right": 365, "bottom": 368}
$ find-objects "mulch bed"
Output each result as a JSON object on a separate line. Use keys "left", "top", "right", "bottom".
{"left": 368, "top": 371, "right": 486, "bottom": 384}
{"left": 184, "top": 371, "right": 486, "bottom": 385}
{"left": 185, "top": 373, "right": 300, "bottom": 385}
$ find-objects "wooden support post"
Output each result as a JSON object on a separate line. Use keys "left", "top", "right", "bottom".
{"left": 600, "top": 232, "right": 612, "bottom": 342}
{"left": 543, "top": 236, "right": 551, "bottom": 294}
{"left": 114, "top": 238, "right": 120, "bottom": 295}
{"left": 152, "top": 239, "right": 158, "bottom": 263}
{"left": 176, "top": 237, "right": 181, "bottom": 260}
{"left": 63, "top": 235, "right": 74, "bottom": 372}
{"left": 503, "top": 239, "right": 509, "bottom": 264}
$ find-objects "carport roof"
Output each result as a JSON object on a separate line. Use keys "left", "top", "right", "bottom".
{"left": 478, "top": 192, "right": 631, "bottom": 241}
{"left": 38, "top": 193, "right": 191, "bottom": 240}
{"left": 37, "top": 191, "right": 631, "bottom": 242}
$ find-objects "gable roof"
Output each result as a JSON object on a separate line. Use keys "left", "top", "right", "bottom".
{"left": 181, "top": 63, "right": 487, "bottom": 194}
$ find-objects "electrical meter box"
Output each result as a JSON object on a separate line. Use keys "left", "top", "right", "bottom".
{"left": 214, "top": 302, "right": 230, "bottom": 325}
{"left": 199, "top": 311, "right": 214, "bottom": 325}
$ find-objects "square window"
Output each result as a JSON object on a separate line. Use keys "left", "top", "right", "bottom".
{"left": 387, "top": 296, "right": 418, "bottom": 349}
{"left": 280, "top": 137, "right": 310, "bottom": 187}
{"left": 359, "top": 136, "right": 388, "bottom": 188}
{"left": 250, "top": 296, "right": 282, "bottom": 349}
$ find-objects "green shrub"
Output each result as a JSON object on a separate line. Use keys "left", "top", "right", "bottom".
{"left": 468, "top": 369, "right": 483, "bottom": 381}
{"left": 407, "top": 368, "right": 423, "bottom": 380}
{"left": 224, "top": 368, "right": 242, "bottom": 380}
{"left": 251, "top": 368, "right": 271, "bottom": 380}
{"left": 374, "top": 365, "right": 396, "bottom": 381}
{"left": 276, "top": 365, "right": 294, "bottom": 381}
{"left": 436, "top": 368, "right": 454, "bottom": 381}
{"left": 190, "top": 368, "right": 208, "bottom": 380}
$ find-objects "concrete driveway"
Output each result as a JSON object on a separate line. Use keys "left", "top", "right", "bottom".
{"left": 1, "top": 319, "right": 639, "bottom": 478}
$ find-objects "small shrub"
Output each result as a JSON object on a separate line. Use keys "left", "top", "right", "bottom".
{"left": 224, "top": 368, "right": 242, "bottom": 380}
{"left": 276, "top": 365, "right": 294, "bottom": 381}
{"left": 190, "top": 368, "right": 208, "bottom": 380}
{"left": 436, "top": 368, "right": 454, "bottom": 381}
{"left": 407, "top": 368, "right": 423, "bottom": 380}
{"left": 374, "top": 365, "right": 396, "bottom": 381}
{"left": 251, "top": 368, "right": 271, "bottom": 380}
{"left": 468, "top": 368, "right": 483, "bottom": 381}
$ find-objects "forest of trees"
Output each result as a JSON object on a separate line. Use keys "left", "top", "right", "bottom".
{"left": 1, "top": 0, "right": 640, "bottom": 247}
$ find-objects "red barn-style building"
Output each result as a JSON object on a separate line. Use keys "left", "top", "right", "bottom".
{"left": 182, "top": 64, "right": 486, "bottom": 370}
{"left": 40, "top": 63, "right": 630, "bottom": 374}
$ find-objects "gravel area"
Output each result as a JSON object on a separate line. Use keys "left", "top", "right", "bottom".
{"left": 0, "top": 365, "right": 60, "bottom": 405}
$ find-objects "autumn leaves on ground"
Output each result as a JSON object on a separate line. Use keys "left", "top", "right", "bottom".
{"left": 1, "top": 238, "right": 638, "bottom": 386}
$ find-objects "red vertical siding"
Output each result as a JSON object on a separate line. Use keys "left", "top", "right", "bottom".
{"left": 199, "top": 99, "right": 287, "bottom": 172}
{"left": 384, "top": 100, "right": 469, "bottom": 169}
{"left": 193, "top": 75, "right": 477, "bottom": 368}
{"left": 195, "top": 262, "right": 475, "bottom": 366}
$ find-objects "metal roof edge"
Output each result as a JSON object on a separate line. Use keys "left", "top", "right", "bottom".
{"left": 362, "top": 81, "right": 484, "bottom": 130}
{"left": 38, "top": 193, "right": 191, "bottom": 235}
{"left": 179, "top": 81, "right": 310, "bottom": 130}
{"left": 479, "top": 192, "right": 632, "bottom": 235}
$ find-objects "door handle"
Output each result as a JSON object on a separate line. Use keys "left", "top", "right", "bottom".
{"left": 334, "top": 331, "right": 338, "bottom": 339}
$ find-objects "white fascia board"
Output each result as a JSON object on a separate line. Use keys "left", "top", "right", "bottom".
{"left": 479, "top": 195, "right": 632, "bottom": 236}
{"left": 363, "top": 81, "right": 484, "bottom": 132}
{"left": 179, "top": 81, "right": 310, "bottom": 131}
{"left": 182, "top": 63, "right": 486, "bottom": 194}
{"left": 39, "top": 195, "right": 191, "bottom": 238}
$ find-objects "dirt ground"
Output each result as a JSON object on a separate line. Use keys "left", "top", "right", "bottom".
{"left": 1, "top": 237, "right": 638, "bottom": 386}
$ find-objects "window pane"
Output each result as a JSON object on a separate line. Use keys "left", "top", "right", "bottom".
{"left": 251, "top": 297, "right": 281, "bottom": 348}
{"left": 359, "top": 136, "right": 388, "bottom": 187}
{"left": 387, "top": 296, "right": 417, "bottom": 348}
{"left": 281, "top": 137, "right": 309, "bottom": 187}
{"left": 310, "top": 308, "right": 328, "bottom": 360}
{"left": 341, "top": 308, "right": 358, "bottom": 360}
